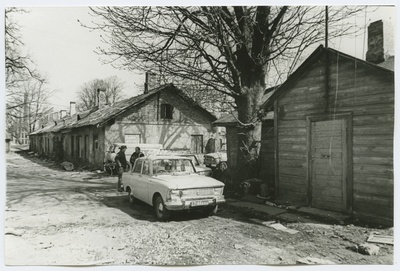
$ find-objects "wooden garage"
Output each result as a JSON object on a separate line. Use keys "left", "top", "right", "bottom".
{"left": 261, "top": 43, "right": 394, "bottom": 225}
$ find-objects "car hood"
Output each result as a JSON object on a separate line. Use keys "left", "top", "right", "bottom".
{"left": 155, "top": 174, "right": 224, "bottom": 189}
{"left": 194, "top": 165, "right": 212, "bottom": 172}
{"left": 204, "top": 152, "right": 227, "bottom": 160}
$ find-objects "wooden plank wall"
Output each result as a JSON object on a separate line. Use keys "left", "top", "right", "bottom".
{"left": 276, "top": 59, "right": 327, "bottom": 204}
{"left": 259, "top": 120, "right": 275, "bottom": 195}
{"left": 275, "top": 52, "right": 393, "bottom": 224}
{"left": 328, "top": 56, "right": 394, "bottom": 224}
{"left": 226, "top": 127, "right": 238, "bottom": 168}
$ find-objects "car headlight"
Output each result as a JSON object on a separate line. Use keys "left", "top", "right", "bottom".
{"left": 213, "top": 187, "right": 223, "bottom": 195}
{"left": 168, "top": 190, "right": 183, "bottom": 202}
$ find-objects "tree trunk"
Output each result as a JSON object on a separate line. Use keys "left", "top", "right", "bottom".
{"left": 233, "top": 64, "right": 265, "bottom": 185}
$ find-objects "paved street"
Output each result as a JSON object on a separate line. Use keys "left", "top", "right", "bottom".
{"left": 4, "top": 151, "right": 393, "bottom": 266}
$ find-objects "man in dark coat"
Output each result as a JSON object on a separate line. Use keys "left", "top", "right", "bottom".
{"left": 129, "top": 147, "right": 144, "bottom": 168}
{"left": 115, "top": 145, "right": 128, "bottom": 192}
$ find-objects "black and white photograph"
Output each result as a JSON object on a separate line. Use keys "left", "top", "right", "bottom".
{"left": 2, "top": 0, "right": 397, "bottom": 269}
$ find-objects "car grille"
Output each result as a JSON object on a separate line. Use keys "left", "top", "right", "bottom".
{"left": 182, "top": 188, "right": 213, "bottom": 197}
{"left": 204, "top": 157, "right": 215, "bottom": 164}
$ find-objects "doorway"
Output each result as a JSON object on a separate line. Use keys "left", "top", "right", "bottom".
{"left": 307, "top": 113, "right": 352, "bottom": 213}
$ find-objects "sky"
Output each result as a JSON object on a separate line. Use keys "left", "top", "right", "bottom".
{"left": 11, "top": 6, "right": 144, "bottom": 111}
{"left": 3, "top": 2, "right": 397, "bottom": 112}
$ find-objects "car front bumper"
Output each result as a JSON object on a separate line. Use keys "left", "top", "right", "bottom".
{"left": 165, "top": 197, "right": 226, "bottom": 211}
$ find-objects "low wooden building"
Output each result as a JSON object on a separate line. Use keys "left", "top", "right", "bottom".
{"left": 30, "top": 84, "right": 216, "bottom": 169}
{"left": 261, "top": 33, "right": 394, "bottom": 224}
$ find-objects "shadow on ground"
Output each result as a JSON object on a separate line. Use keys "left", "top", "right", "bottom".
{"left": 13, "top": 150, "right": 106, "bottom": 176}
{"left": 100, "top": 194, "right": 222, "bottom": 223}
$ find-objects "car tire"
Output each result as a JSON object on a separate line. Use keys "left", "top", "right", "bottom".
{"left": 104, "top": 164, "right": 111, "bottom": 174}
{"left": 203, "top": 205, "right": 218, "bottom": 216}
{"left": 154, "top": 195, "right": 170, "bottom": 221}
{"left": 128, "top": 189, "right": 135, "bottom": 205}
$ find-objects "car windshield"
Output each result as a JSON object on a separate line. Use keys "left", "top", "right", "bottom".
{"left": 183, "top": 155, "right": 199, "bottom": 166}
{"left": 152, "top": 159, "right": 195, "bottom": 175}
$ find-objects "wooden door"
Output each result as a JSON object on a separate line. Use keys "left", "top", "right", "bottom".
{"left": 310, "top": 119, "right": 348, "bottom": 213}
{"left": 191, "top": 135, "right": 203, "bottom": 154}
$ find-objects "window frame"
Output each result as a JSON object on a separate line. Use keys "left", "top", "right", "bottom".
{"left": 160, "top": 103, "right": 173, "bottom": 120}
{"left": 133, "top": 159, "right": 144, "bottom": 173}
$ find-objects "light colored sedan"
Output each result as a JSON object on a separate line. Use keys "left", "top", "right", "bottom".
{"left": 179, "top": 154, "right": 212, "bottom": 176}
{"left": 204, "top": 151, "right": 228, "bottom": 168}
{"left": 122, "top": 155, "right": 225, "bottom": 221}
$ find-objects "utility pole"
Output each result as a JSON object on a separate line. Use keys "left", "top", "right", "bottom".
{"left": 324, "top": 6, "right": 330, "bottom": 114}
{"left": 325, "top": 6, "right": 329, "bottom": 48}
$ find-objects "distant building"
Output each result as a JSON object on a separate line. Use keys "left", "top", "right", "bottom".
{"left": 30, "top": 81, "right": 216, "bottom": 169}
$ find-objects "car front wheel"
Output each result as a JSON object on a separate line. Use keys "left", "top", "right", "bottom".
{"left": 128, "top": 189, "right": 135, "bottom": 205}
{"left": 154, "top": 195, "right": 171, "bottom": 221}
{"left": 203, "top": 205, "right": 218, "bottom": 216}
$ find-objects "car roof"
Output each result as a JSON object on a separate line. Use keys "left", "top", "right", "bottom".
{"left": 138, "top": 155, "right": 192, "bottom": 160}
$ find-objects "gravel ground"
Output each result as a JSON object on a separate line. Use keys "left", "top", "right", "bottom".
{"left": 4, "top": 151, "right": 395, "bottom": 268}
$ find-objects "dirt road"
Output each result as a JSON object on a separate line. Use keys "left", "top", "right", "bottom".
{"left": 4, "top": 151, "right": 394, "bottom": 266}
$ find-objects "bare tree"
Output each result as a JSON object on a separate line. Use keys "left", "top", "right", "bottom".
{"left": 83, "top": 6, "right": 366, "bottom": 177}
{"left": 6, "top": 79, "right": 53, "bottom": 143}
{"left": 76, "top": 76, "right": 126, "bottom": 111}
{"left": 5, "top": 8, "right": 42, "bottom": 88}
{"left": 5, "top": 7, "right": 50, "bottom": 143}
{"left": 174, "top": 79, "right": 234, "bottom": 117}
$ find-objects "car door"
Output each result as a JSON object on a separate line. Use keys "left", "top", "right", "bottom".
{"left": 139, "top": 160, "right": 152, "bottom": 205}
{"left": 132, "top": 159, "right": 152, "bottom": 204}
{"left": 131, "top": 159, "right": 145, "bottom": 202}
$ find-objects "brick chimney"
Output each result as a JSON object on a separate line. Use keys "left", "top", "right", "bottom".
{"left": 70, "top": 101, "right": 76, "bottom": 116}
{"left": 366, "top": 20, "right": 394, "bottom": 64}
{"left": 60, "top": 110, "right": 67, "bottom": 118}
{"left": 96, "top": 88, "right": 107, "bottom": 108}
{"left": 144, "top": 71, "right": 159, "bottom": 94}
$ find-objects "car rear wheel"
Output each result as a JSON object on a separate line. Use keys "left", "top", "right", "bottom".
{"left": 127, "top": 189, "right": 135, "bottom": 205}
{"left": 154, "top": 195, "right": 170, "bottom": 221}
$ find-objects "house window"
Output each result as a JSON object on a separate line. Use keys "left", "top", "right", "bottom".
{"left": 125, "top": 134, "right": 141, "bottom": 144}
{"left": 84, "top": 135, "right": 89, "bottom": 159}
{"left": 160, "top": 104, "right": 173, "bottom": 120}
{"left": 46, "top": 137, "right": 49, "bottom": 153}
{"left": 76, "top": 136, "right": 81, "bottom": 158}
{"left": 191, "top": 135, "right": 203, "bottom": 154}
{"left": 93, "top": 135, "right": 98, "bottom": 151}
{"left": 71, "top": 136, "right": 74, "bottom": 157}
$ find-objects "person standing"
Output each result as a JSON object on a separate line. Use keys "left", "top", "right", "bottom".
{"left": 129, "top": 146, "right": 144, "bottom": 168}
{"left": 115, "top": 145, "right": 128, "bottom": 192}
{"left": 205, "top": 133, "right": 223, "bottom": 153}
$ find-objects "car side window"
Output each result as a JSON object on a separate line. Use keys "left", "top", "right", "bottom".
{"left": 142, "top": 161, "right": 150, "bottom": 175}
{"left": 133, "top": 160, "right": 143, "bottom": 173}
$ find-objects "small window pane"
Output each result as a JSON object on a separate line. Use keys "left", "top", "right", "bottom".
{"left": 142, "top": 161, "right": 150, "bottom": 175}
{"left": 133, "top": 160, "right": 143, "bottom": 173}
{"left": 160, "top": 104, "right": 173, "bottom": 119}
